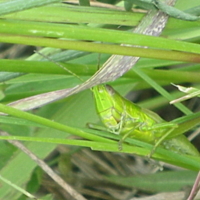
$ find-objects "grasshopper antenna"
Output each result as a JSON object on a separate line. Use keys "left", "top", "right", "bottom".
{"left": 35, "top": 50, "right": 85, "bottom": 83}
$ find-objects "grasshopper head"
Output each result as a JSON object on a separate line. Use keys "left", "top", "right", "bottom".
{"left": 104, "top": 85, "right": 115, "bottom": 96}
{"left": 92, "top": 85, "right": 125, "bottom": 131}
{"left": 92, "top": 85, "right": 123, "bottom": 110}
{"left": 92, "top": 85, "right": 115, "bottom": 113}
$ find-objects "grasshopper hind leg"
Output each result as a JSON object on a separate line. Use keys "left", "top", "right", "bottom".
{"left": 118, "top": 122, "right": 144, "bottom": 151}
{"left": 148, "top": 127, "right": 176, "bottom": 158}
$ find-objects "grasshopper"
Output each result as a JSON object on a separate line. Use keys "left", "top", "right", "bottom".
{"left": 4, "top": 51, "right": 198, "bottom": 156}
{"left": 91, "top": 84, "right": 199, "bottom": 156}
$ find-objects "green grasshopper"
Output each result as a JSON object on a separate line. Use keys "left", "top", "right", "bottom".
{"left": 8, "top": 51, "right": 198, "bottom": 157}
{"left": 91, "top": 84, "right": 199, "bottom": 156}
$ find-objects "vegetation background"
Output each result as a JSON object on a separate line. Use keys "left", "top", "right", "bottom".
{"left": 0, "top": 0, "right": 200, "bottom": 199}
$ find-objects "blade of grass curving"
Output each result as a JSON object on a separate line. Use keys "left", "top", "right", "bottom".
{"left": 5, "top": 0, "right": 180, "bottom": 112}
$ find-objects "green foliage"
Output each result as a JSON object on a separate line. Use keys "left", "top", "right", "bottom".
{"left": 0, "top": 0, "right": 199, "bottom": 199}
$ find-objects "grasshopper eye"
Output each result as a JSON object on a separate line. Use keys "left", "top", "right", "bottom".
{"left": 105, "top": 85, "right": 115, "bottom": 96}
